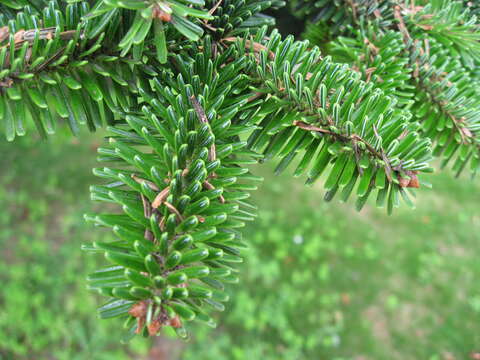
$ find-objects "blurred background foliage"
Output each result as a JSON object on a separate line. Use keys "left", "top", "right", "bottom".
{"left": 1, "top": 127, "right": 479, "bottom": 360}
{"left": 1, "top": 6, "right": 480, "bottom": 360}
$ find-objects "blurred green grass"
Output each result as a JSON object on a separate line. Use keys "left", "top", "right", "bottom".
{"left": 0, "top": 132, "right": 150, "bottom": 360}
{"left": 0, "top": 132, "right": 479, "bottom": 360}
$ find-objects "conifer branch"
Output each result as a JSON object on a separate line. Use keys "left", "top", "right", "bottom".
{"left": 6, "top": 0, "right": 479, "bottom": 343}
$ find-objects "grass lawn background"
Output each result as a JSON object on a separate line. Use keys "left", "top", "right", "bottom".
{"left": 0, "top": 130, "right": 478, "bottom": 359}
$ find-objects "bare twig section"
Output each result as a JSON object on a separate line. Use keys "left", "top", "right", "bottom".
{"left": 293, "top": 120, "right": 334, "bottom": 135}
{"left": 364, "top": 38, "right": 379, "bottom": 56}
{"left": 412, "top": 40, "right": 422, "bottom": 78}
{"left": 159, "top": 216, "right": 166, "bottom": 232}
{"left": 203, "top": 22, "right": 218, "bottom": 32}
{"left": 470, "top": 352, "right": 480, "bottom": 360}
{"left": 131, "top": 174, "right": 160, "bottom": 191}
{"left": 417, "top": 23, "right": 433, "bottom": 31}
{"left": 248, "top": 92, "right": 265, "bottom": 103}
{"left": 380, "top": 152, "right": 393, "bottom": 183}
{"left": 209, "top": 0, "right": 223, "bottom": 15}
{"left": 189, "top": 95, "right": 217, "bottom": 162}
{"left": 347, "top": 0, "right": 358, "bottom": 21}
{"left": 140, "top": 194, "right": 155, "bottom": 241}
{"left": 0, "top": 27, "right": 80, "bottom": 76}
{"left": 200, "top": 0, "right": 222, "bottom": 32}
{"left": 1, "top": 27, "right": 79, "bottom": 54}
{"left": 351, "top": 133, "right": 387, "bottom": 167}
{"left": 452, "top": 115, "right": 473, "bottom": 143}
{"left": 189, "top": 95, "right": 208, "bottom": 124}
{"left": 398, "top": 129, "right": 409, "bottom": 140}
{"left": 424, "top": 38, "right": 430, "bottom": 57}
{"left": 352, "top": 141, "right": 364, "bottom": 176}
{"left": 365, "top": 67, "right": 377, "bottom": 82}
{"left": 209, "top": 142, "right": 217, "bottom": 162}
{"left": 144, "top": 228, "right": 155, "bottom": 242}
{"left": 164, "top": 201, "right": 184, "bottom": 221}
{"left": 222, "top": 37, "right": 275, "bottom": 60}
{"left": 0, "top": 26, "right": 9, "bottom": 43}
{"left": 141, "top": 194, "right": 152, "bottom": 218}
{"left": 152, "top": 187, "right": 171, "bottom": 209}
{"left": 7, "top": 27, "right": 78, "bottom": 45}
{"left": 294, "top": 120, "right": 397, "bottom": 184}
{"left": 203, "top": 180, "right": 225, "bottom": 203}
{"left": 460, "top": 124, "right": 473, "bottom": 138}
{"left": 394, "top": 5, "right": 412, "bottom": 42}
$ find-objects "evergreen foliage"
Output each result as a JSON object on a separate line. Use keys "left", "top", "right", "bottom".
{"left": 295, "top": 0, "right": 480, "bottom": 177}
{"left": 0, "top": 0, "right": 477, "bottom": 341}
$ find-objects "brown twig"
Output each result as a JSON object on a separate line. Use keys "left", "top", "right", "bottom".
{"left": 203, "top": 22, "right": 218, "bottom": 32}
{"left": 189, "top": 95, "right": 208, "bottom": 124}
{"left": 394, "top": 5, "right": 412, "bottom": 43}
{"left": 189, "top": 95, "right": 217, "bottom": 162}
{"left": 352, "top": 141, "right": 364, "bottom": 176}
{"left": 294, "top": 120, "right": 395, "bottom": 183}
{"left": 416, "top": 80, "right": 473, "bottom": 144}
{"left": 364, "top": 37, "right": 379, "bottom": 57}
{"left": 293, "top": 120, "right": 336, "bottom": 136}
{"left": 203, "top": 180, "right": 225, "bottom": 203}
{"left": 141, "top": 194, "right": 152, "bottom": 218}
{"left": 159, "top": 216, "right": 166, "bottom": 232}
{"left": 0, "top": 26, "right": 9, "bottom": 43}
{"left": 144, "top": 228, "right": 154, "bottom": 242}
{"left": 140, "top": 194, "right": 155, "bottom": 242}
{"left": 1, "top": 28, "right": 79, "bottom": 48}
{"left": 209, "top": 0, "right": 223, "bottom": 15}
{"left": 152, "top": 187, "right": 170, "bottom": 209}
{"left": 131, "top": 174, "right": 160, "bottom": 191}
{"left": 247, "top": 92, "right": 265, "bottom": 103}
{"left": 0, "top": 28, "right": 84, "bottom": 86}
{"left": 222, "top": 37, "right": 275, "bottom": 60}
{"left": 199, "top": 0, "right": 222, "bottom": 32}
{"left": 365, "top": 67, "right": 377, "bottom": 82}
{"left": 347, "top": 0, "right": 358, "bottom": 22}
{"left": 209, "top": 142, "right": 217, "bottom": 162}
{"left": 164, "top": 202, "right": 184, "bottom": 221}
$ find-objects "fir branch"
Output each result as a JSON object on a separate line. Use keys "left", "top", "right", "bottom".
{"left": 8, "top": 0, "right": 479, "bottom": 344}
{"left": 234, "top": 29, "right": 432, "bottom": 210}
{"left": 86, "top": 46, "right": 262, "bottom": 338}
